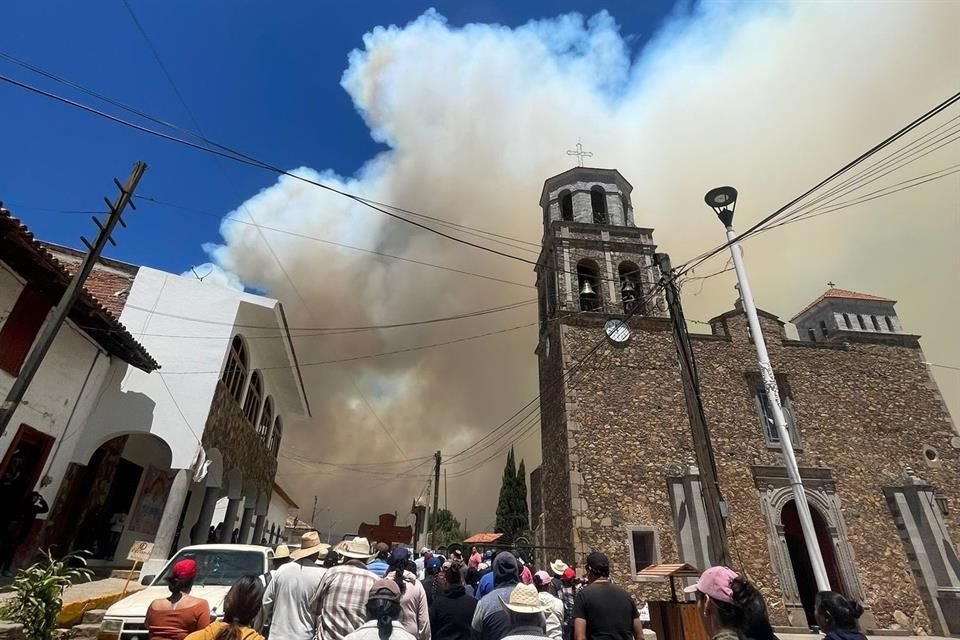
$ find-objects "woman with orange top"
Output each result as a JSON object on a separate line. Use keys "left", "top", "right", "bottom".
{"left": 145, "top": 559, "right": 212, "bottom": 640}
{"left": 185, "top": 575, "right": 265, "bottom": 640}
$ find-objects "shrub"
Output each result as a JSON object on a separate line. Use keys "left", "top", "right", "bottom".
{"left": 0, "top": 550, "right": 93, "bottom": 640}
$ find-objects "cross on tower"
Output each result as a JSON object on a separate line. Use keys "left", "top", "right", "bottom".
{"left": 566, "top": 141, "right": 594, "bottom": 167}
{"left": 827, "top": 281, "right": 836, "bottom": 288}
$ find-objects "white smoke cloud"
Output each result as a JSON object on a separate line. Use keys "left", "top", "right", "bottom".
{"left": 206, "top": 1, "right": 960, "bottom": 533}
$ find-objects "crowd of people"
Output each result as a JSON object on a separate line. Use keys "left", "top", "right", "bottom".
{"left": 142, "top": 532, "right": 867, "bottom": 640}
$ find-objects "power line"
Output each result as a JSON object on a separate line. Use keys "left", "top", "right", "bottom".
{"left": 159, "top": 319, "right": 541, "bottom": 373}
{"left": 79, "top": 298, "right": 536, "bottom": 336}
{"left": 346, "top": 366, "right": 408, "bottom": 459}
{"left": 0, "top": 59, "right": 657, "bottom": 289}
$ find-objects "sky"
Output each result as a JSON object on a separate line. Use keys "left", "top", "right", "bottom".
{"left": 1, "top": 1, "right": 958, "bottom": 537}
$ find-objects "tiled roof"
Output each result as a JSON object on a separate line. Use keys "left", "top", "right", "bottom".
{"left": 791, "top": 287, "right": 896, "bottom": 321}
{"left": 0, "top": 206, "right": 158, "bottom": 371}
{"left": 39, "top": 242, "right": 137, "bottom": 318}
{"left": 463, "top": 532, "right": 503, "bottom": 544}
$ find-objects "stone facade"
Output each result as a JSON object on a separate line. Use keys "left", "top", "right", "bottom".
{"left": 535, "top": 168, "right": 959, "bottom": 635}
{"left": 202, "top": 381, "right": 278, "bottom": 498}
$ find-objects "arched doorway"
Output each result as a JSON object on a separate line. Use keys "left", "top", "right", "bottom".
{"left": 41, "top": 433, "right": 173, "bottom": 561}
{"left": 781, "top": 500, "right": 846, "bottom": 624}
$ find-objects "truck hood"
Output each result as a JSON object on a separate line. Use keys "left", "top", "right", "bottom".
{"left": 105, "top": 585, "right": 232, "bottom": 619}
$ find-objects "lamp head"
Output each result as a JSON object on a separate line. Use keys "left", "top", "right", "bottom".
{"left": 705, "top": 186, "right": 738, "bottom": 227}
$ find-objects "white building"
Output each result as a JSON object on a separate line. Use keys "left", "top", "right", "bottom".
{"left": 0, "top": 208, "right": 158, "bottom": 569}
{"left": 0, "top": 206, "right": 310, "bottom": 570}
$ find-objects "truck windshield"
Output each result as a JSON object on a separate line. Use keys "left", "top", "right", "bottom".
{"left": 156, "top": 550, "right": 264, "bottom": 587}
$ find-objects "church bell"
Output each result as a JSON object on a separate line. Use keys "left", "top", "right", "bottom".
{"left": 580, "top": 279, "right": 597, "bottom": 297}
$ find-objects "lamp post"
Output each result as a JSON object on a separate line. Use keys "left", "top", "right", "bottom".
{"left": 705, "top": 186, "right": 831, "bottom": 592}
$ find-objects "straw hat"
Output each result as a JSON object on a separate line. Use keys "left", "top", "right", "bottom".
{"left": 274, "top": 544, "right": 291, "bottom": 559}
{"left": 337, "top": 536, "right": 373, "bottom": 560}
{"left": 291, "top": 531, "right": 330, "bottom": 561}
{"left": 550, "top": 559, "right": 569, "bottom": 576}
{"left": 499, "top": 583, "right": 550, "bottom": 614}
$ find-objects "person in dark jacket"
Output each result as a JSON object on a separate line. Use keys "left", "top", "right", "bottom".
{"left": 815, "top": 592, "right": 865, "bottom": 640}
{"left": 431, "top": 563, "right": 478, "bottom": 640}
{"left": 423, "top": 556, "right": 445, "bottom": 608}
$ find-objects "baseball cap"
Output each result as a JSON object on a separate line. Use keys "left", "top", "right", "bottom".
{"left": 389, "top": 546, "right": 411, "bottom": 565}
{"left": 683, "top": 566, "right": 739, "bottom": 604}
{"left": 562, "top": 567, "right": 576, "bottom": 582}
{"left": 534, "top": 570, "right": 552, "bottom": 586}
{"left": 369, "top": 578, "right": 402, "bottom": 602}
{"left": 171, "top": 559, "right": 198, "bottom": 581}
{"left": 585, "top": 552, "right": 609, "bottom": 572}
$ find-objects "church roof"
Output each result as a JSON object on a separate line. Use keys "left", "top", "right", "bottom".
{"left": 539, "top": 166, "right": 633, "bottom": 207}
{"left": 791, "top": 287, "right": 896, "bottom": 322}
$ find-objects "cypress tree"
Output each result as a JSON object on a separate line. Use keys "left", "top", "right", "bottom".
{"left": 516, "top": 458, "right": 530, "bottom": 534}
{"left": 495, "top": 447, "right": 518, "bottom": 541}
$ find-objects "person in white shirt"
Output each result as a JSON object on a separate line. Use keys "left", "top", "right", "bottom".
{"left": 533, "top": 571, "right": 565, "bottom": 640}
{"left": 343, "top": 579, "right": 416, "bottom": 640}
{"left": 262, "top": 532, "right": 330, "bottom": 640}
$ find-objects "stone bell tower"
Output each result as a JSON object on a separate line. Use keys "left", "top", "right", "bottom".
{"left": 534, "top": 166, "right": 666, "bottom": 561}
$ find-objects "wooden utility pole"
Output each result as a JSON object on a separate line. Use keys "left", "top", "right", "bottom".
{"left": 0, "top": 162, "right": 147, "bottom": 438}
{"left": 430, "top": 450, "right": 441, "bottom": 548}
{"left": 654, "top": 252, "right": 731, "bottom": 567}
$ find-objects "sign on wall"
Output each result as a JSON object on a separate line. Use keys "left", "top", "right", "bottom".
{"left": 128, "top": 465, "right": 174, "bottom": 534}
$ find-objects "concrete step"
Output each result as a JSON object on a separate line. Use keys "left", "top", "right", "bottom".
{"left": 69, "top": 624, "right": 101, "bottom": 640}
{"left": 81, "top": 609, "right": 106, "bottom": 625}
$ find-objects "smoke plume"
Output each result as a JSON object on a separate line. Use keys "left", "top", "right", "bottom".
{"left": 206, "top": 1, "right": 960, "bottom": 533}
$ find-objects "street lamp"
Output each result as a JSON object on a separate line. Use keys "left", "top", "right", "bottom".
{"left": 705, "top": 186, "right": 831, "bottom": 593}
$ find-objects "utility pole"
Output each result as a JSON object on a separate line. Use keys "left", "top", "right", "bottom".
{"left": 655, "top": 252, "right": 731, "bottom": 567}
{"left": 0, "top": 162, "right": 147, "bottom": 439}
{"left": 430, "top": 450, "right": 441, "bottom": 548}
{"left": 444, "top": 468, "right": 448, "bottom": 511}
{"left": 311, "top": 496, "right": 318, "bottom": 529}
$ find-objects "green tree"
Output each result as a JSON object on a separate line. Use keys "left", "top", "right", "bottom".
{"left": 495, "top": 448, "right": 518, "bottom": 542}
{"left": 516, "top": 458, "right": 530, "bottom": 534}
{"left": 428, "top": 508, "right": 467, "bottom": 548}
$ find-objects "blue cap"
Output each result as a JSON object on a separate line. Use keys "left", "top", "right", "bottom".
{"left": 426, "top": 556, "right": 443, "bottom": 571}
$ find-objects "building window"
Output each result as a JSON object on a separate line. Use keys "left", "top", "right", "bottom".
{"left": 591, "top": 187, "right": 608, "bottom": 224}
{"left": 807, "top": 328, "right": 817, "bottom": 342}
{"left": 885, "top": 316, "right": 895, "bottom": 332}
{"left": 243, "top": 371, "right": 263, "bottom": 424}
{"left": 258, "top": 397, "right": 273, "bottom": 444}
{"left": 752, "top": 377, "right": 800, "bottom": 447}
{"left": 577, "top": 259, "right": 602, "bottom": 312}
{"left": 619, "top": 261, "right": 641, "bottom": 315}
{"left": 819, "top": 320, "right": 829, "bottom": 337}
{"left": 842, "top": 313, "right": 851, "bottom": 329}
{"left": 0, "top": 286, "right": 52, "bottom": 376}
{"left": 871, "top": 315, "right": 881, "bottom": 331}
{"left": 221, "top": 335, "right": 248, "bottom": 403}
{"left": 857, "top": 315, "right": 866, "bottom": 330}
{"left": 559, "top": 191, "right": 573, "bottom": 222}
{"left": 270, "top": 417, "right": 283, "bottom": 457}
{"left": 626, "top": 527, "right": 659, "bottom": 575}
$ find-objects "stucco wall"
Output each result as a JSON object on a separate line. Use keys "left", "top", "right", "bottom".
{"left": 0, "top": 261, "right": 115, "bottom": 511}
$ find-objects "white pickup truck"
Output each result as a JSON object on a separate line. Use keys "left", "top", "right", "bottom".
{"left": 98, "top": 544, "right": 273, "bottom": 640}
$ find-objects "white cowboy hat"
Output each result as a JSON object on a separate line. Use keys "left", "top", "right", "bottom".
{"left": 337, "top": 536, "right": 373, "bottom": 560}
{"left": 550, "top": 559, "right": 569, "bottom": 576}
{"left": 499, "top": 583, "right": 550, "bottom": 615}
{"left": 291, "top": 531, "right": 330, "bottom": 561}
{"left": 274, "top": 544, "right": 291, "bottom": 559}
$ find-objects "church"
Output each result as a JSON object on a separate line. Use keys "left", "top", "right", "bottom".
{"left": 530, "top": 166, "right": 959, "bottom": 636}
